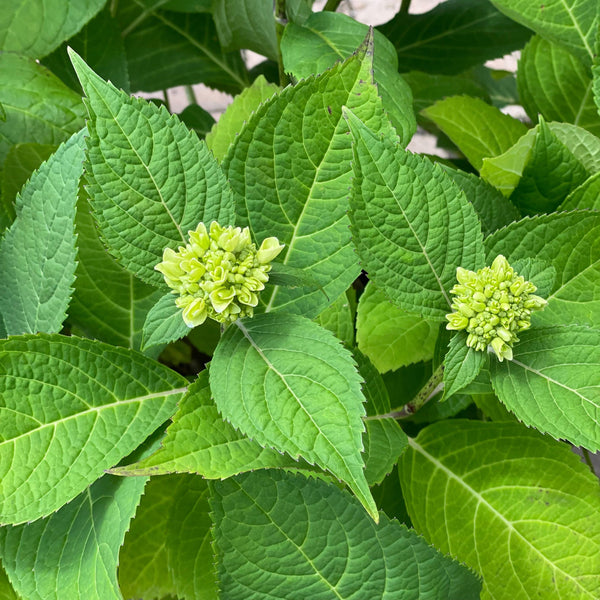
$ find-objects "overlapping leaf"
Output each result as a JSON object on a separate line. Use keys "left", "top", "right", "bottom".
{"left": 140, "top": 293, "right": 189, "bottom": 352}
{"left": 399, "top": 420, "right": 600, "bottom": 599}
{"left": 346, "top": 108, "right": 485, "bottom": 319}
{"left": 316, "top": 290, "right": 355, "bottom": 348}
{"left": 443, "top": 333, "right": 487, "bottom": 400}
{"left": 211, "top": 470, "right": 481, "bottom": 599}
{"left": 69, "top": 50, "right": 234, "bottom": 286}
{"left": 0, "top": 334, "right": 187, "bottom": 524}
{"left": 363, "top": 419, "right": 408, "bottom": 485}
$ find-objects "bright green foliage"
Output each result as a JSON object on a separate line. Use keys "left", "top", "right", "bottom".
{"left": 210, "top": 313, "right": 377, "bottom": 520}
{"left": 363, "top": 419, "right": 408, "bottom": 485}
{"left": 0, "top": 565, "right": 17, "bottom": 600}
{"left": 443, "top": 332, "right": 487, "bottom": 399}
{"left": 518, "top": 36, "right": 600, "bottom": 136}
{"left": 422, "top": 96, "right": 528, "bottom": 170}
{"left": 211, "top": 470, "right": 481, "bottom": 600}
{"left": 0, "top": 474, "right": 146, "bottom": 600}
{"left": 316, "top": 290, "right": 355, "bottom": 348}
{"left": 490, "top": 326, "right": 600, "bottom": 451}
{"left": 545, "top": 121, "right": 600, "bottom": 171}
{"left": 223, "top": 36, "right": 395, "bottom": 317}
{"left": 561, "top": 171, "right": 600, "bottom": 209}
{"left": 0, "top": 54, "right": 85, "bottom": 164}
{"left": 69, "top": 49, "right": 235, "bottom": 286}
{"left": 213, "top": 0, "right": 277, "bottom": 60}
{"left": 353, "top": 350, "right": 392, "bottom": 416}
{"left": 0, "top": 0, "right": 105, "bottom": 58}
{"left": 399, "top": 420, "right": 600, "bottom": 600}
{"left": 141, "top": 293, "right": 190, "bottom": 352}
{"left": 0, "top": 131, "right": 84, "bottom": 336}
{"left": 280, "top": 11, "right": 416, "bottom": 144}
{"left": 0, "top": 334, "right": 187, "bottom": 524}
{"left": 356, "top": 282, "right": 438, "bottom": 373}
{"left": 485, "top": 211, "right": 600, "bottom": 327}
{"left": 205, "top": 75, "right": 279, "bottom": 161}
{"left": 346, "top": 109, "right": 485, "bottom": 319}
{"left": 491, "top": 0, "right": 598, "bottom": 65}
{"left": 119, "top": 475, "right": 216, "bottom": 600}
{"left": 378, "top": 0, "right": 531, "bottom": 75}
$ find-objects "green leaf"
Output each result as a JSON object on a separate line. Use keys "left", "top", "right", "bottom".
{"left": 354, "top": 349, "right": 392, "bottom": 416}
{"left": 485, "top": 211, "right": 600, "bottom": 328}
{"left": 316, "top": 289, "right": 355, "bottom": 348}
{"left": 117, "top": 3, "right": 248, "bottom": 94}
{"left": 0, "top": 143, "right": 56, "bottom": 232}
{"left": 0, "top": 473, "right": 145, "bottom": 600}
{"left": 0, "top": 0, "right": 106, "bottom": 58}
{"left": 210, "top": 313, "right": 377, "bottom": 521}
{"left": 118, "top": 474, "right": 216, "bottom": 600}
{"left": 346, "top": 108, "right": 485, "bottom": 319}
{"left": 70, "top": 194, "right": 162, "bottom": 352}
{"left": 363, "top": 419, "right": 408, "bottom": 485}
{"left": 545, "top": 121, "right": 600, "bottom": 172}
{"left": 0, "top": 565, "right": 16, "bottom": 600}
{"left": 177, "top": 104, "right": 215, "bottom": 139}
{"left": 212, "top": 470, "right": 481, "bottom": 599}
{"left": 356, "top": 282, "right": 438, "bottom": 372}
{"left": 560, "top": 170, "right": 600, "bottom": 209}
{"left": 213, "top": 0, "right": 277, "bottom": 60}
{"left": 443, "top": 332, "right": 487, "bottom": 400}
{"left": 399, "top": 420, "right": 600, "bottom": 600}
{"left": 422, "top": 96, "right": 528, "bottom": 170}
{"left": 280, "top": 11, "right": 416, "bottom": 145}
{"left": 490, "top": 326, "right": 600, "bottom": 451}
{"left": 0, "top": 53, "right": 85, "bottom": 164}
{"left": 141, "top": 293, "right": 190, "bottom": 352}
{"left": 0, "top": 334, "right": 187, "bottom": 524}
{"left": 69, "top": 50, "right": 235, "bottom": 286}
{"left": 223, "top": 35, "right": 391, "bottom": 317}
{"left": 206, "top": 75, "right": 279, "bottom": 161}
{"left": 481, "top": 119, "right": 589, "bottom": 214}
{"left": 491, "top": 0, "right": 598, "bottom": 65}
{"left": 114, "top": 369, "right": 309, "bottom": 478}
{"left": 518, "top": 35, "right": 600, "bottom": 136}
{"left": 378, "top": 0, "right": 531, "bottom": 75}
{"left": 0, "top": 131, "right": 85, "bottom": 336}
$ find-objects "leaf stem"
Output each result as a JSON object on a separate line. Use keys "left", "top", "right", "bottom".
{"left": 581, "top": 447, "right": 596, "bottom": 474}
{"left": 162, "top": 89, "right": 171, "bottom": 111}
{"left": 184, "top": 85, "right": 197, "bottom": 106}
{"left": 274, "top": 0, "right": 290, "bottom": 86}
{"left": 397, "top": 364, "right": 445, "bottom": 417}
{"left": 399, "top": 0, "right": 411, "bottom": 14}
{"left": 323, "top": 0, "right": 343, "bottom": 11}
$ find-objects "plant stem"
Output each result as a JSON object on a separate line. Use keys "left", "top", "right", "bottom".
{"left": 397, "top": 364, "right": 445, "bottom": 418}
{"left": 110, "top": 0, "right": 119, "bottom": 18}
{"left": 581, "top": 448, "right": 596, "bottom": 474}
{"left": 162, "top": 90, "right": 171, "bottom": 111}
{"left": 399, "top": 0, "right": 411, "bottom": 15}
{"left": 184, "top": 85, "right": 197, "bottom": 106}
{"left": 323, "top": 0, "right": 343, "bottom": 11}
{"left": 274, "top": 0, "right": 290, "bottom": 86}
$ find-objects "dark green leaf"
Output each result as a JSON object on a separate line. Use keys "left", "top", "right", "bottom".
{"left": 177, "top": 104, "right": 215, "bottom": 139}
{"left": 443, "top": 332, "right": 487, "bottom": 400}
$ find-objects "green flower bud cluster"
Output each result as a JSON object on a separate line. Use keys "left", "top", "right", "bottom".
{"left": 446, "top": 255, "right": 547, "bottom": 361}
{"left": 156, "top": 221, "right": 284, "bottom": 327}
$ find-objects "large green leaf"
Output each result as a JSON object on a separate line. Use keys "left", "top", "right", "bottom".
{"left": 378, "top": 0, "right": 531, "bottom": 75}
{"left": 363, "top": 419, "right": 408, "bottom": 485}
{"left": 280, "top": 11, "right": 416, "bottom": 145}
{"left": 0, "top": 0, "right": 105, "bottom": 58}
{"left": 117, "top": 2, "right": 248, "bottom": 93}
{"left": 0, "top": 334, "right": 187, "bottom": 524}
{"left": 140, "top": 293, "right": 189, "bottom": 352}
{"left": 0, "top": 131, "right": 85, "bottom": 336}
{"left": 560, "top": 171, "right": 600, "bottom": 209}
{"left": 422, "top": 96, "right": 528, "bottom": 170}
{"left": 0, "top": 53, "right": 85, "bottom": 164}
{"left": 518, "top": 35, "right": 600, "bottom": 136}
{"left": 69, "top": 50, "right": 234, "bottom": 286}
{"left": 118, "top": 475, "right": 215, "bottom": 600}
{"left": 545, "top": 121, "right": 600, "bottom": 172}
{"left": 223, "top": 35, "right": 393, "bottom": 317}
{"left": 443, "top": 332, "right": 487, "bottom": 400}
{"left": 491, "top": 0, "right": 598, "bottom": 65}
{"left": 485, "top": 211, "right": 600, "bottom": 328}
{"left": 212, "top": 470, "right": 481, "bottom": 599}
{"left": 356, "top": 282, "right": 438, "bottom": 373}
{"left": 210, "top": 313, "right": 377, "bottom": 520}
{"left": 490, "top": 326, "right": 600, "bottom": 451}
{"left": 316, "top": 289, "right": 355, "bottom": 348}
{"left": 0, "top": 473, "right": 145, "bottom": 600}
{"left": 346, "top": 108, "right": 485, "bottom": 319}
{"left": 399, "top": 420, "right": 600, "bottom": 599}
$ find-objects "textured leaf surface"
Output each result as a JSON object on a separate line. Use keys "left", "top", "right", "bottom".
{"left": 119, "top": 475, "right": 215, "bottom": 600}
{"left": 363, "top": 419, "right": 408, "bottom": 485}
{"left": 0, "top": 473, "right": 145, "bottom": 600}
{"left": 212, "top": 470, "right": 481, "bottom": 600}
{"left": 141, "top": 293, "right": 190, "bottom": 352}
{"left": 490, "top": 326, "right": 600, "bottom": 451}
{"left": 353, "top": 350, "right": 391, "bottom": 417}
{"left": 422, "top": 96, "right": 528, "bottom": 170}
{"left": 0, "top": 0, "right": 105, "bottom": 58}
{"left": 210, "top": 313, "right": 377, "bottom": 520}
{"left": 0, "top": 334, "right": 187, "bottom": 524}
{"left": 485, "top": 211, "right": 600, "bottom": 328}
{"left": 280, "top": 11, "right": 416, "bottom": 145}
{"left": 399, "top": 420, "right": 600, "bottom": 600}
{"left": 70, "top": 195, "right": 162, "bottom": 351}
{"left": 0, "top": 53, "right": 85, "bottom": 164}
{"left": 443, "top": 332, "right": 487, "bottom": 400}
{"left": 546, "top": 121, "right": 600, "bottom": 172}
{"left": 223, "top": 37, "right": 391, "bottom": 317}
{"left": 205, "top": 75, "right": 279, "bottom": 161}
{"left": 356, "top": 282, "right": 438, "bottom": 372}
{"left": 346, "top": 109, "right": 485, "bottom": 319}
{"left": 518, "top": 36, "right": 600, "bottom": 136}
{"left": 561, "top": 171, "right": 600, "bottom": 209}
{"left": 0, "top": 131, "right": 84, "bottom": 336}
{"left": 378, "top": 0, "right": 531, "bottom": 75}
{"left": 70, "top": 50, "right": 234, "bottom": 286}
{"left": 316, "top": 290, "right": 355, "bottom": 348}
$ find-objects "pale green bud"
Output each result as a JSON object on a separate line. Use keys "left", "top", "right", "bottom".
{"left": 257, "top": 237, "right": 285, "bottom": 264}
